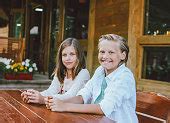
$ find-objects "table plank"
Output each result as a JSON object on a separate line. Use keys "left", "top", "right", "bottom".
{"left": 0, "top": 90, "right": 114, "bottom": 123}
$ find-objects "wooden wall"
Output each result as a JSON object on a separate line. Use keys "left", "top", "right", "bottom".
{"left": 0, "top": 26, "right": 8, "bottom": 37}
{"left": 88, "top": 0, "right": 129, "bottom": 73}
{"left": 128, "top": 0, "right": 170, "bottom": 97}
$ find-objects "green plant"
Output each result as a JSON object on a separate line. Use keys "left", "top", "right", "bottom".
{"left": 0, "top": 57, "right": 38, "bottom": 74}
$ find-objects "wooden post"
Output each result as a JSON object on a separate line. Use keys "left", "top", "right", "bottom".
{"left": 24, "top": 0, "right": 30, "bottom": 58}
{"left": 57, "top": 0, "right": 65, "bottom": 47}
{"left": 86, "top": 0, "right": 96, "bottom": 74}
{"left": 127, "top": 0, "right": 144, "bottom": 77}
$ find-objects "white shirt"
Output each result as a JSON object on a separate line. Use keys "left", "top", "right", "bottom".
{"left": 77, "top": 64, "right": 138, "bottom": 123}
{"left": 40, "top": 69, "right": 90, "bottom": 100}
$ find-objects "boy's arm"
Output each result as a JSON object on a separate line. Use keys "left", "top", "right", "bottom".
{"left": 49, "top": 96, "right": 104, "bottom": 115}
{"left": 65, "top": 103, "right": 104, "bottom": 114}
{"left": 63, "top": 95, "right": 84, "bottom": 104}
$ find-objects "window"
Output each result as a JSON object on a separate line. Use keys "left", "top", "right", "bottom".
{"left": 144, "top": 0, "right": 170, "bottom": 35}
{"left": 138, "top": 0, "right": 170, "bottom": 83}
{"left": 142, "top": 47, "right": 170, "bottom": 82}
{"left": 64, "top": 0, "right": 89, "bottom": 39}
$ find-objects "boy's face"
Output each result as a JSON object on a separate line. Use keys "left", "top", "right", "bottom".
{"left": 98, "top": 40, "right": 126, "bottom": 75}
{"left": 62, "top": 46, "right": 78, "bottom": 70}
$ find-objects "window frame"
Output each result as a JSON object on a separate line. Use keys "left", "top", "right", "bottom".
{"left": 137, "top": 0, "right": 170, "bottom": 85}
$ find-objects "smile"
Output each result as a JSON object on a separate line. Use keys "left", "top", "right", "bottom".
{"left": 65, "top": 62, "right": 73, "bottom": 64}
{"left": 101, "top": 60, "right": 112, "bottom": 63}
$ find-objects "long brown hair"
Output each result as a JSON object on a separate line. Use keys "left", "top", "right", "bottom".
{"left": 53, "top": 38, "right": 86, "bottom": 83}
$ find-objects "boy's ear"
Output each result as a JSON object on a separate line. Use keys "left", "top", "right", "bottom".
{"left": 120, "top": 51, "right": 126, "bottom": 60}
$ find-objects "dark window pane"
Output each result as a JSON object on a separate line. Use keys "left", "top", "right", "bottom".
{"left": 48, "top": 0, "right": 59, "bottom": 78}
{"left": 144, "top": 0, "right": 170, "bottom": 35}
{"left": 64, "top": 0, "right": 89, "bottom": 39}
{"left": 142, "top": 47, "right": 170, "bottom": 82}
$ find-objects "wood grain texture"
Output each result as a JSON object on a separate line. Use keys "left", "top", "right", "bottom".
{"left": 87, "top": 0, "right": 96, "bottom": 74}
{"left": 92, "top": 0, "right": 129, "bottom": 72}
{"left": 136, "top": 91, "right": 170, "bottom": 123}
{"left": 128, "top": 0, "right": 170, "bottom": 96}
{"left": 0, "top": 90, "right": 114, "bottom": 123}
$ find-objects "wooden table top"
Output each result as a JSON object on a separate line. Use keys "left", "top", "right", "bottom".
{"left": 0, "top": 90, "right": 114, "bottom": 123}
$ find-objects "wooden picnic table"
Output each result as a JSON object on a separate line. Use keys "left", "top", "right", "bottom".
{"left": 0, "top": 90, "right": 114, "bottom": 123}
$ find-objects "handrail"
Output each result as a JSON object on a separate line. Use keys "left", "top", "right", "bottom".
{"left": 0, "top": 36, "right": 21, "bottom": 40}
{"left": 0, "top": 37, "right": 25, "bottom": 62}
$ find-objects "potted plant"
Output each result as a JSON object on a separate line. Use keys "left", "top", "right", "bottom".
{"left": 1, "top": 58, "right": 38, "bottom": 80}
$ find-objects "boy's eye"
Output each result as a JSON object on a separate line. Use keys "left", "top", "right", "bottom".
{"left": 109, "top": 51, "right": 114, "bottom": 54}
{"left": 99, "top": 50, "right": 105, "bottom": 54}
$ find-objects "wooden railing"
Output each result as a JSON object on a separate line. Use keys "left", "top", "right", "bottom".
{"left": 0, "top": 37, "right": 25, "bottom": 62}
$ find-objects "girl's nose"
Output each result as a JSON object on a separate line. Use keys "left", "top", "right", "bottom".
{"left": 66, "top": 55, "right": 71, "bottom": 60}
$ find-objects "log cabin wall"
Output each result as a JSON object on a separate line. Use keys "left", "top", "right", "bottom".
{"left": 88, "top": 0, "right": 170, "bottom": 97}
{"left": 128, "top": 0, "right": 170, "bottom": 96}
{"left": 89, "top": 0, "right": 129, "bottom": 73}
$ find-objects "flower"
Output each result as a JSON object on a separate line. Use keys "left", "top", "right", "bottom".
{"left": 0, "top": 57, "right": 38, "bottom": 74}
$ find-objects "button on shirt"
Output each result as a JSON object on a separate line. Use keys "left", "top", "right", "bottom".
{"left": 77, "top": 64, "right": 138, "bottom": 123}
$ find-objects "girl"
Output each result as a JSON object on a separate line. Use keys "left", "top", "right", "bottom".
{"left": 46, "top": 34, "right": 138, "bottom": 123}
{"left": 21, "top": 38, "right": 90, "bottom": 104}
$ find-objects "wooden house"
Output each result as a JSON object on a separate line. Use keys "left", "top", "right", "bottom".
{"left": 0, "top": 0, "right": 170, "bottom": 97}
{"left": 0, "top": 0, "right": 170, "bottom": 122}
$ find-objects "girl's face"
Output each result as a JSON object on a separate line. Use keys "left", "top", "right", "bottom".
{"left": 98, "top": 40, "right": 126, "bottom": 75}
{"left": 62, "top": 46, "right": 78, "bottom": 70}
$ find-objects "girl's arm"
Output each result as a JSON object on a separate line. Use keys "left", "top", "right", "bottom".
{"left": 21, "top": 89, "right": 45, "bottom": 104}
{"left": 52, "top": 69, "right": 90, "bottom": 100}
{"left": 40, "top": 76, "right": 61, "bottom": 96}
{"left": 21, "top": 76, "right": 61, "bottom": 104}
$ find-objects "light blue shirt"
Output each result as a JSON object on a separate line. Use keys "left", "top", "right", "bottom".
{"left": 77, "top": 64, "right": 138, "bottom": 123}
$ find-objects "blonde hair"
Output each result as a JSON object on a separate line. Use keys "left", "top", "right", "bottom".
{"left": 99, "top": 34, "right": 129, "bottom": 65}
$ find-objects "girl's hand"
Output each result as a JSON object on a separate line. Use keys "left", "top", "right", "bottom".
{"left": 48, "top": 98, "right": 67, "bottom": 112}
{"left": 44, "top": 96, "right": 53, "bottom": 109}
{"left": 21, "top": 91, "right": 29, "bottom": 103}
{"left": 26, "top": 89, "right": 45, "bottom": 104}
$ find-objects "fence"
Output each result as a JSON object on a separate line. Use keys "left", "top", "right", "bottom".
{"left": 0, "top": 37, "right": 25, "bottom": 62}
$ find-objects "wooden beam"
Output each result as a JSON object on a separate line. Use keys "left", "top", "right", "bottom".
{"left": 57, "top": 0, "right": 65, "bottom": 47}
{"left": 44, "top": 0, "right": 52, "bottom": 73}
{"left": 127, "top": 0, "right": 144, "bottom": 77}
{"left": 24, "top": 0, "right": 31, "bottom": 58}
{"left": 86, "top": 0, "right": 96, "bottom": 74}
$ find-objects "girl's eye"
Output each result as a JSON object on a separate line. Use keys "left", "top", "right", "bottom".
{"left": 70, "top": 52, "right": 76, "bottom": 56}
{"left": 62, "top": 53, "right": 67, "bottom": 57}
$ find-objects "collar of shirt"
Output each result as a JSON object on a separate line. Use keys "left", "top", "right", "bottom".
{"left": 105, "top": 64, "right": 126, "bottom": 84}
{"left": 93, "top": 64, "right": 126, "bottom": 87}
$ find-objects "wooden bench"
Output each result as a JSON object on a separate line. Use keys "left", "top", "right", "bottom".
{"left": 136, "top": 91, "right": 170, "bottom": 123}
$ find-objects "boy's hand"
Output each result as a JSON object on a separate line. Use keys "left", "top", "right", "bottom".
{"left": 48, "top": 98, "right": 66, "bottom": 112}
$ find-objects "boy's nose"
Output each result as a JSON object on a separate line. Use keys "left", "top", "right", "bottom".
{"left": 103, "top": 53, "right": 109, "bottom": 58}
